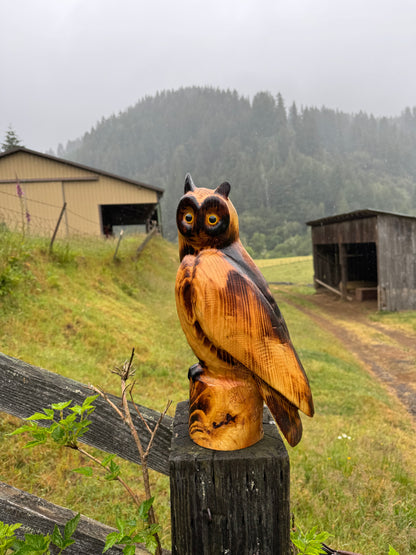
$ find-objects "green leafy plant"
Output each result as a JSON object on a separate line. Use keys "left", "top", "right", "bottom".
{"left": 291, "top": 524, "right": 331, "bottom": 555}
{"left": 103, "top": 500, "right": 161, "bottom": 555}
{"left": 10, "top": 396, "right": 98, "bottom": 449}
{"left": 10, "top": 349, "right": 170, "bottom": 555}
{"left": 291, "top": 523, "right": 401, "bottom": 555}
{"left": 0, "top": 513, "right": 80, "bottom": 555}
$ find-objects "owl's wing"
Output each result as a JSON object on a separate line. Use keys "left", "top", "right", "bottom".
{"left": 189, "top": 248, "right": 314, "bottom": 419}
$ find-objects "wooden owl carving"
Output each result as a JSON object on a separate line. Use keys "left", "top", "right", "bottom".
{"left": 175, "top": 174, "right": 314, "bottom": 450}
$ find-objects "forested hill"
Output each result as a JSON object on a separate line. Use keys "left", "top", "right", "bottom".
{"left": 61, "top": 87, "right": 416, "bottom": 257}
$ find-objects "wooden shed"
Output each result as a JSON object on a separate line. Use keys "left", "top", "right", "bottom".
{"left": 0, "top": 147, "right": 163, "bottom": 237}
{"left": 307, "top": 209, "right": 416, "bottom": 311}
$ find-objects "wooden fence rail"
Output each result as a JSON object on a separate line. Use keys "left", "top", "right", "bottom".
{"left": 0, "top": 482, "right": 124, "bottom": 555}
{"left": 0, "top": 352, "right": 290, "bottom": 554}
{"left": 0, "top": 352, "right": 172, "bottom": 476}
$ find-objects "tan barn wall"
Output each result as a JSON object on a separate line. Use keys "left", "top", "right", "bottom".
{"left": 0, "top": 181, "right": 65, "bottom": 234}
{"left": 64, "top": 177, "right": 158, "bottom": 235}
{"left": 0, "top": 151, "right": 160, "bottom": 236}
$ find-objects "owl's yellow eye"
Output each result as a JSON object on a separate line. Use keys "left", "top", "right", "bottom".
{"left": 207, "top": 214, "right": 219, "bottom": 225}
{"left": 184, "top": 212, "right": 194, "bottom": 224}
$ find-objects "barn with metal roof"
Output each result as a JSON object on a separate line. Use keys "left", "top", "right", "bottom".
{"left": 0, "top": 147, "right": 163, "bottom": 237}
{"left": 307, "top": 209, "right": 416, "bottom": 311}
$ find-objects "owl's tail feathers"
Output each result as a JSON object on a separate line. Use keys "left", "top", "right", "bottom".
{"left": 255, "top": 378, "right": 303, "bottom": 447}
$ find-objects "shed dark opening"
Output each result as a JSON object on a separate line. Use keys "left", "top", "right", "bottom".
{"left": 345, "top": 242, "right": 377, "bottom": 284}
{"left": 100, "top": 203, "right": 159, "bottom": 236}
{"left": 314, "top": 242, "right": 378, "bottom": 298}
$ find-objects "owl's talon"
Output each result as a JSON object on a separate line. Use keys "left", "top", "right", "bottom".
{"left": 188, "top": 363, "right": 203, "bottom": 382}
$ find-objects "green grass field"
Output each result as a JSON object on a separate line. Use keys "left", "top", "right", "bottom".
{"left": 256, "top": 255, "right": 313, "bottom": 284}
{"left": 1, "top": 232, "right": 415, "bottom": 554}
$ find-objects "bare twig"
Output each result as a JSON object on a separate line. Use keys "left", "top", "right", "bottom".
{"left": 129, "top": 383, "right": 153, "bottom": 434}
{"left": 93, "top": 348, "right": 169, "bottom": 555}
{"left": 128, "top": 394, "right": 172, "bottom": 460}
{"left": 89, "top": 384, "right": 125, "bottom": 422}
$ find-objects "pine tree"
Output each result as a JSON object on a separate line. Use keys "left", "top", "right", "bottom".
{"left": 1, "top": 126, "right": 24, "bottom": 152}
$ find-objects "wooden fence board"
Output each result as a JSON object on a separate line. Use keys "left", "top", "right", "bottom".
{"left": 0, "top": 481, "right": 125, "bottom": 554}
{"left": 0, "top": 352, "right": 172, "bottom": 475}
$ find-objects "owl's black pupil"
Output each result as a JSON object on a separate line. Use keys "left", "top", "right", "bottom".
{"left": 209, "top": 215, "right": 217, "bottom": 224}
{"left": 185, "top": 214, "right": 193, "bottom": 222}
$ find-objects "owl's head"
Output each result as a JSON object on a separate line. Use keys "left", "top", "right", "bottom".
{"left": 176, "top": 174, "right": 239, "bottom": 259}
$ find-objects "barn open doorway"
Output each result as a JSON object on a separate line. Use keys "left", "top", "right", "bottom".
{"left": 344, "top": 242, "right": 377, "bottom": 284}
{"left": 314, "top": 242, "right": 378, "bottom": 300}
{"left": 100, "top": 203, "right": 159, "bottom": 237}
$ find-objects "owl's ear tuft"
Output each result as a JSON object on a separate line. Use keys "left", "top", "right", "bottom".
{"left": 215, "top": 181, "right": 231, "bottom": 199}
{"left": 184, "top": 173, "right": 196, "bottom": 193}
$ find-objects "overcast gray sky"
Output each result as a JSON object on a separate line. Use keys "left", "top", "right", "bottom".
{"left": 2, "top": 0, "right": 416, "bottom": 153}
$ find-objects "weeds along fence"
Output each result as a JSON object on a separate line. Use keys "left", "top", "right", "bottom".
{"left": 0, "top": 351, "right": 291, "bottom": 554}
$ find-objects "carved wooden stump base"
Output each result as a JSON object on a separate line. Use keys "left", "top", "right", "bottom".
{"left": 189, "top": 367, "right": 264, "bottom": 451}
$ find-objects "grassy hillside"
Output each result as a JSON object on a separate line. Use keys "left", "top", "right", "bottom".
{"left": 1, "top": 232, "right": 415, "bottom": 554}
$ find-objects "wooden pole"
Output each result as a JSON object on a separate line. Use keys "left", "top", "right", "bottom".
{"left": 314, "top": 278, "right": 353, "bottom": 301}
{"left": 136, "top": 226, "right": 158, "bottom": 259}
{"left": 113, "top": 229, "right": 124, "bottom": 261}
{"left": 170, "top": 401, "right": 290, "bottom": 555}
{"left": 339, "top": 241, "right": 348, "bottom": 299}
{"left": 49, "top": 202, "right": 67, "bottom": 253}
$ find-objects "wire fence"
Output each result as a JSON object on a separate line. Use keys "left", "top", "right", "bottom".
{"left": 0, "top": 185, "right": 155, "bottom": 239}
{"left": 0, "top": 182, "right": 103, "bottom": 238}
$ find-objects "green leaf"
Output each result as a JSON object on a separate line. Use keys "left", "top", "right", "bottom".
{"left": 146, "top": 523, "right": 161, "bottom": 535}
{"left": 51, "top": 401, "right": 72, "bottom": 411}
{"left": 51, "top": 424, "right": 66, "bottom": 443}
{"left": 104, "top": 473, "right": 119, "bottom": 481}
{"left": 101, "top": 454, "right": 116, "bottom": 466}
{"left": 138, "top": 497, "right": 154, "bottom": 521}
{"left": 291, "top": 537, "right": 306, "bottom": 550}
{"left": 103, "top": 531, "right": 124, "bottom": 552}
{"left": 0, "top": 521, "right": 22, "bottom": 551}
{"left": 115, "top": 515, "right": 126, "bottom": 535}
{"left": 26, "top": 411, "right": 54, "bottom": 421}
{"left": 0, "top": 521, "right": 22, "bottom": 536}
{"left": 119, "top": 535, "right": 134, "bottom": 544}
{"left": 123, "top": 544, "right": 136, "bottom": 555}
{"left": 131, "top": 531, "right": 146, "bottom": 543}
{"left": 8, "top": 424, "right": 36, "bottom": 436}
{"left": 61, "top": 412, "right": 77, "bottom": 425}
{"left": 145, "top": 532, "right": 159, "bottom": 555}
{"left": 105, "top": 459, "right": 121, "bottom": 481}
{"left": 389, "top": 547, "right": 400, "bottom": 555}
{"left": 73, "top": 466, "right": 93, "bottom": 477}
{"left": 24, "top": 436, "right": 47, "bottom": 448}
{"left": 64, "top": 512, "right": 80, "bottom": 541}
{"left": 51, "top": 524, "right": 64, "bottom": 548}
{"left": 84, "top": 394, "right": 100, "bottom": 405}
{"left": 16, "top": 532, "right": 51, "bottom": 552}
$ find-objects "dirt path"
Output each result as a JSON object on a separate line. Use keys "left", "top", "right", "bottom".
{"left": 279, "top": 289, "right": 416, "bottom": 420}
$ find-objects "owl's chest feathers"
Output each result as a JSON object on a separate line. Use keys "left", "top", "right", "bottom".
{"left": 175, "top": 249, "right": 238, "bottom": 370}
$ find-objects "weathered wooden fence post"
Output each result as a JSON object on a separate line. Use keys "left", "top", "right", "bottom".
{"left": 169, "top": 401, "right": 290, "bottom": 555}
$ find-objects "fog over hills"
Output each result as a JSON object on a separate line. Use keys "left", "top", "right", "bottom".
{"left": 61, "top": 87, "right": 416, "bottom": 256}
